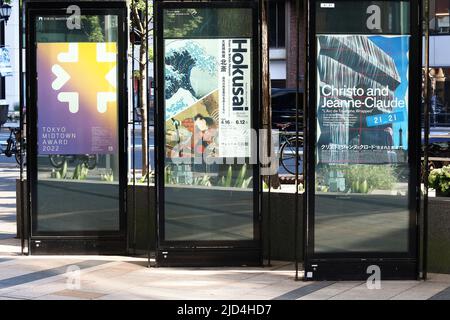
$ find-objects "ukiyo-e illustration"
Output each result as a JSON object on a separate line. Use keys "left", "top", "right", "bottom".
{"left": 164, "top": 38, "right": 252, "bottom": 159}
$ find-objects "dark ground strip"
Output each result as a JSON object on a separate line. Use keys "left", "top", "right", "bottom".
{"left": 429, "top": 285, "right": 450, "bottom": 300}
{"left": 272, "top": 281, "right": 336, "bottom": 300}
{"left": 0, "top": 260, "right": 109, "bottom": 289}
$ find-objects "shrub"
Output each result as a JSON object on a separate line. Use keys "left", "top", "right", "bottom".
{"left": 429, "top": 165, "right": 450, "bottom": 196}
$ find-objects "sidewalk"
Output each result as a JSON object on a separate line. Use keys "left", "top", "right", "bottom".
{"left": 0, "top": 256, "right": 449, "bottom": 300}
{"left": 0, "top": 163, "right": 20, "bottom": 256}
{"left": 1, "top": 165, "right": 450, "bottom": 300}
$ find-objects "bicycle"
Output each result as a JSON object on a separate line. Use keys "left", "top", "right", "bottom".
{"left": 276, "top": 122, "right": 304, "bottom": 176}
{"left": 49, "top": 154, "right": 97, "bottom": 170}
{"left": 2, "top": 127, "right": 26, "bottom": 166}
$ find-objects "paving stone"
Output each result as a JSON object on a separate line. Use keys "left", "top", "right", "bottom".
{"left": 299, "top": 282, "right": 363, "bottom": 300}
{"left": 3, "top": 281, "right": 68, "bottom": 299}
{"left": 52, "top": 289, "right": 106, "bottom": 299}
{"left": 0, "top": 296, "right": 22, "bottom": 300}
{"left": 330, "top": 281, "right": 421, "bottom": 300}
{"left": 391, "top": 282, "right": 450, "bottom": 300}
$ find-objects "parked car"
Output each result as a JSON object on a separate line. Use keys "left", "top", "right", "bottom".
{"left": 421, "top": 127, "right": 450, "bottom": 170}
{"left": 271, "top": 88, "right": 304, "bottom": 132}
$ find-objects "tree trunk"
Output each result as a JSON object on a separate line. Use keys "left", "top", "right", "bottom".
{"left": 261, "top": 1, "right": 280, "bottom": 188}
{"left": 139, "top": 38, "right": 149, "bottom": 177}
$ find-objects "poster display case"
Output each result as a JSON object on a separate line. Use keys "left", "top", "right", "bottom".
{"left": 155, "top": 0, "right": 261, "bottom": 266}
{"left": 305, "top": 0, "right": 421, "bottom": 280}
{"left": 26, "top": 1, "right": 128, "bottom": 254}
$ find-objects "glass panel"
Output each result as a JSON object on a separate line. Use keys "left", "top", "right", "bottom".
{"left": 430, "top": 0, "right": 450, "bottom": 35}
{"left": 316, "top": 1, "right": 410, "bottom": 34}
{"left": 163, "top": 8, "right": 254, "bottom": 241}
{"left": 35, "top": 14, "right": 120, "bottom": 232}
{"left": 429, "top": 68, "right": 450, "bottom": 127}
{"left": 314, "top": 2, "right": 411, "bottom": 252}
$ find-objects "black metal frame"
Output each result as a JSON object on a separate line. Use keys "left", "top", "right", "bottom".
{"left": 19, "top": 0, "right": 26, "bottom": 255}
{"left": 304, "top": 0, "right": 422, "bottom": 280}
{"left": 154, "top": 0, "right": 262, "bottom": 266}
{"left": 422, "top": 0, "right": 430, "bottom": 281}
{"left": 25, "top": 1, "right": 128, "bottom": 254}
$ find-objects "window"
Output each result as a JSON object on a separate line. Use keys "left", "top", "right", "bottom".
{"left": 430, "top": 0, "right": 450, "bottom": 34}
{"left": 429, "top": 67, "right": 450, "bottom": 127}
{"left": 269, "top": 1, "right": 286, "bottom": 48}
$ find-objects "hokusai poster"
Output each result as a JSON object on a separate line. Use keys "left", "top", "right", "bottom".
{"left": 37, "top": 42, "right": 118, "bottom": 155}
{"left": 316, "top": 34, "right": 409, "bottom": 165}
{"left": 164, "top": 38, "right": 251, "bottom": 159}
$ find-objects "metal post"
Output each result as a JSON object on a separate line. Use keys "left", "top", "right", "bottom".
{"left": 423, "top": 0, "right": 430, "bottom": 281}
{"left": 18, "top": 0, "right": 26, "bottom": 255}
{"left": 26, "top": 0, "right": 31, "bottom": 256}
{"left": 145, "top": 0, "right": 152, "bottom": 268}
{"left": 263, "top": 0, "right": 272, "bottom": 268}
{"left": 302, "top": 0, "right": 309, "bottom": 281}
{"left": 131, "top": 0, "right": 137, "bottom": 256}
{"left": 294, "top": 0, "right": 301, "bottom": 281}
{"left": 152, "top": 0, "right": 160, "bottom": 266}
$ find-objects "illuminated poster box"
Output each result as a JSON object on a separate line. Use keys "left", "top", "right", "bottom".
{"left": 37, "top": 42, "right": 118, "bottom": 155}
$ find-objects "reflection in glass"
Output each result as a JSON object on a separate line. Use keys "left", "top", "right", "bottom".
{"left": 314, "top": 12, "right": 412, "bottom": 252}
{"left": 35, "top": 15, "right": 120, "bottom": 232}
{"left": 163, "top": 8, "right": 255, "bottom": 241}
{"left": 430, "top": 0, "right": 450, "bottom": 34}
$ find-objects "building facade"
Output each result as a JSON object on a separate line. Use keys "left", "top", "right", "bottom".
{"left": 2, "top": 0, "right": 19, "bottom": 112}
{"left": 268, "top": 0, "right": 305, "bottom": 89}
{"left": 428, "top": 0, "right": 450, "bottom": 127}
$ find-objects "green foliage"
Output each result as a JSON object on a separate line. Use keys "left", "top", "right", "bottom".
{"left": 316, "top": 185, "right": 329, "bottom": 192}
{"left": 217, "top": 164, "right": 253, "bottom": 189}
{"left": 129, "top": 0, "right": 153, "bottom": 31}
{"left": 163, "top": 9, "right": 204, "bottom": 38}
{"left": 50, "top": 160, "right": 68, "bottom": 179}
{"left": 235, "top": 164, "right": 247, "bottom": 188}
{"left": 138, "top": 171, "right": 155, "bottom": 184}
{"left": 130, "top": 0, "right": 149, "bottom": 12}
{"left": 101, "top": 171, "right": 114, "bottom": 182}
{"left": 429, "top": 165, "right": 450, "bottom": 196}
{"left": 148, "top": 46, "right": 154, "bottom": 62}
{"left": 72, "top": 163, "right": 89, "bottom": 180}
{"left": 192, "top": 174, "right": 212, "bottom": 187}
{"left": 224, "top": 165, "right": 233, "bottom": 187}
{"left": 81, "top": 16, "right": 104, "bottom": 42}
{"left": 163, "top": 164, "right": 252, "bottom": 189}
{"left": 344, "top": 165, "right": 397, "bottom": 193}
{"left": 164, "top": 165, "right": 176, "bottom": 184}
{"left": 49, "top": 161, "right": 88, "bottom": 181}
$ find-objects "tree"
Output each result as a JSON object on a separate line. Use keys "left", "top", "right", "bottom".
{"left": 261, "top": 1, "right": 280, "bottom": 188}
{"left": 129, "top": 0, "right": 153, "bottom": 178}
